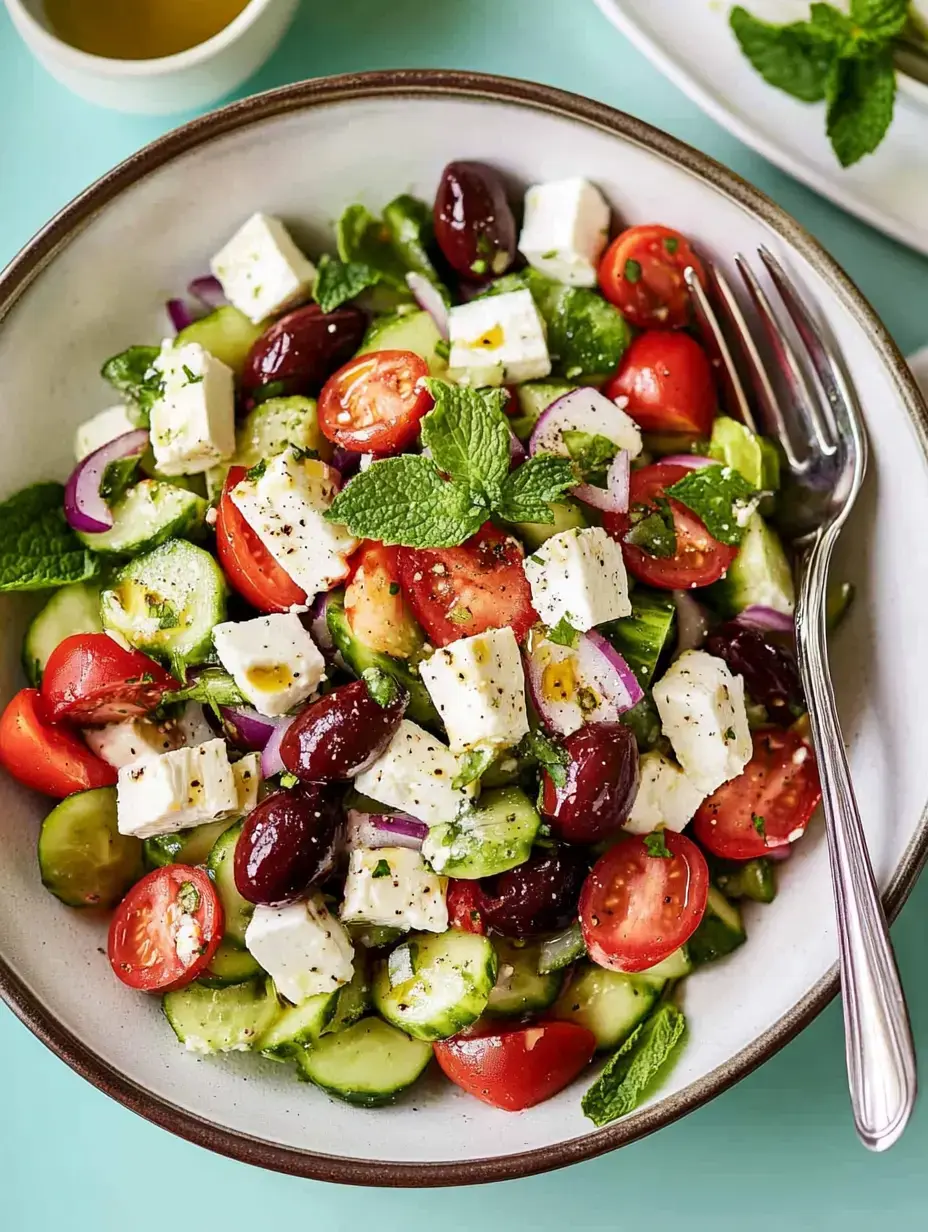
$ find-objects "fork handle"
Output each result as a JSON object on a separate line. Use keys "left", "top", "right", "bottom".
{"left": 795, "top": 533, "right": 917, "bottom": 1151}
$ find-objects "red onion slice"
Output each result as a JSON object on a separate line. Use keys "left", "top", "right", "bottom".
{"left": 64, "top": 428, "right": 150, "bottom": 534}
{"left": 673, "top": 590, "right": 710, "bottom": 653}
{"left": 331, "top": 446, "right": 362, "bottom": 478}
{"left": 220, "top": 706, "right": 281, "bottom": 751}
{"left": 166, "top": 298, "right": 197, "bottom": 333}
{"left": 346, "top": 809, "right": 428, "bottom": 851}
{"left": 660, "top": 454, "right": 717, "bottom": 470}
{"left": 574, "top": 449, "right": 630, "bottom": 514}
{"left": 260, "top": 714, "right": 297, "bottom": 778}
{"left": 529, "top": 387, "right": 642, "bottom": 462}
{"left": 524, "top": 631, "right": 643, "bottom": 737}
{"left": 308, "top": 591, "right": 335, "bottom": 654}
{"left": 405, "top": 272, "right": 449, "bottom": 340}
{"left": 509, "top": 429, "right": 527, "bottom": 469}
{"left": 188, "top": 274, "right": 227, "bottom": 310}
{"left": 734, "top": 605, "right": 795, "bottom": 634}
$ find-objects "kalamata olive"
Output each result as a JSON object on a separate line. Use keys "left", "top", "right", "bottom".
{"left": 241, "top": 303, "right": 366, "bottom": 397}
{"left": 433, "top": 161, "right": 517, "bottom": 280}
{"left": 705, "top": 623, "right": 802, "bottom": 723}
{"left": 280, "top": 678, "right": 407, "bottom": 782}
{"left": 540, "top": 723, "right": 639, "bottom": 844}
{"left": 479, "top": 845, "right": 590, "bottom": 938}
{"left": 234, "top": 783, "right": 341, "bottom": 905}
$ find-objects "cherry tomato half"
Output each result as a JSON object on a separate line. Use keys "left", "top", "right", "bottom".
{"left": 692, "top": 728, "right": 822, "bottom": 860}
{"left": 579, "top": 831, "right": 709, "bottom": 973}
{"left": 603, "top": 461, "right": 736, "bottom": 590}
{"left": 108, "top": 865, "right": 223, "bottom": 993}
{"left": 446, "top": 879, "right": 487, "bottom": 935}
{"left": 599, "top": 224, "right": 706, "bottom": 330}
{"left": 606, "top": 331, "right": 717, "bottom": 437}
{"left": 216, "top": 466, "right": 307, "bottom": 613}
{"left": 318, "top": 350, "right": 432, "bottom": 455}
{"left": 0, "top": 689, "right": 117, "bottom": 797}
{"left": 433, "top": 1020, "right": 596, "bottom": 1111}
{"left": 397, "top": 523, "right": 537, "bottom": 647}
{"left": 344, "top": 541, "right": 423, "bottom": 659}
{"left": 42, "top": 634, "right": 177, "bottom": 725}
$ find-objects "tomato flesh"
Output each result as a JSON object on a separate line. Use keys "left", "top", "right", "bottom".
{"left": 579, "top": 831, "right": 709, "bottom": 973}
{"left": 319, "top": 350, "right": 432, "bottom": 455}
{"left": 216, "top": 466, "right": 307, "bottom": 613}
{"left": 599, "top": 224, "right": 705, "bottom": 330}
{"left": 344, "top": 541, "right": 423, "bottom": 659}
{"left": 0, "top": 688, "right": 117, "bottom": 797}
{"left": 42, "top": 633, "right": 177, "bottom": 725}
{"left": 606, "top": 330, "right": 717, "bottom": 436}
{"left": 446, "top": 880, "right": 487, "bottom": 935}
{"left": 108, "top": 865, "right": 223, "bottom": 993}
{"left": 433, "top": 1020, "right": 596, "bottom": 1111}
{"left": 693, "top": 728, "right": 822, "bottom": 860}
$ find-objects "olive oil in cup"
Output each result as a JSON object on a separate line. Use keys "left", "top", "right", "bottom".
{"left": 43, "top": 0, "right": 252, "bottom": 60}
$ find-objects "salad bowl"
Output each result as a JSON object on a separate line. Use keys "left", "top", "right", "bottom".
{"left": 0, "top": 70, "right": 927, "bottom": 1185}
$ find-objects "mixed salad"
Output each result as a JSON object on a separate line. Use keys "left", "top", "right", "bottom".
{"left": 0, "top": 161, "right": 824, "bottom": 1122}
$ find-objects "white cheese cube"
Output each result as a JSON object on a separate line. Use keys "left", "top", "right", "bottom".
{"left": 523, "top": 526, "right": 631, "bottom": 632}
{"left": 210, "top": 212, "right": 317, "bottom": 325}
{"left": 341, "top": 847, "right": 448, "bottom": 933}
{"left": 245, "top": 894, "right": 354, "bottom": 1005}
{"left": 150, "top": 340, "right": 235, "bottom": 476}
{"left": 116, "top": 739, "right": 239, "bottom": 840}
{"left": 230, "top": 449, "right": 356, "bottom": 600}
{"left": 233, "top": 752, "right": 261, "bottom": 816}
{"left": 624, "top": 751, "right": 708, "bottom": 835}
{"left": 448, "top": 289, "right": 551, "bottom": 385}
{"left": 653, "top": 650, "right": 752, "bottom": 795}
{"left": 354, "top": 720, "right": 477, "bottom": 826}
{"left": 84, "top": 717, "right": 181, "bottom": 768}
{"left": 419, "top": 627, "right": 529, "bottom": 753}
{"left": 518, "top": 178, "right": 611, "bottom": 288}
{"left": 174, "top": 911, "right": 205, "bottom": 968}
{"left": 74, "top": 404, "right": 137, "bottom": 461}
{"left": 212, "top": 613, "right": 325, "bottom": 717}
{"left": 172, "top": 703, "right": 216, "bottom": 748}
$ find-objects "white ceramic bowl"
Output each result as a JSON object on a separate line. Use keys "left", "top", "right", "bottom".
{"left": 1, "top": 71, "right": 927, "bottom": 1186}
{"left": 2, "top": 0, "right": 298, "bottom": 114}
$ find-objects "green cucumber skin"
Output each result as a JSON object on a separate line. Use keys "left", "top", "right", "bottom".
{"left": 295, "top": 1016, "right": 433, "bottom": 1107}
{"left": 38, "top": 787, "right": 144, "bottom": 909}
{"left": 198, "top": 940, "right": 262, "bottom": 989}
{"left": 421, "top": 786, "right": 540, "bottom": 880}
{"left": 162, "top": 977, "right": 280, "bottom": 1054}
{"left": 688, "top": 887, "right": 746, "bottom": 966}
{"left": 22, "top": 581, "right": 102, "bottom": 687}
{"left": 77, "top": 480, "right": 207, "bottom": 557}
{"left": 206, "top": 821, "right": 254, "bottom": 948}
{"left": 485, "top": 938, "right": 564, "bottom": 1017}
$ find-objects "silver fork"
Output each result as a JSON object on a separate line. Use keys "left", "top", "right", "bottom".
{"left": 685, "top": 251, "right": 917, "bottom": 1152}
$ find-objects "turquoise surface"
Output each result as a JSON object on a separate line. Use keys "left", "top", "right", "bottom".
{"left": 1, "top": 0, "right": 927, "bottom": 1226}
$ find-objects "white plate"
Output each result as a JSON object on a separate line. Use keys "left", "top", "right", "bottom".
{"left": 594, "top": 0, "right": 928, "bottom": 256}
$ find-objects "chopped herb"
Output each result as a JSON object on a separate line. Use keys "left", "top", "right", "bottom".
{"left": 665, "top": 465, "right": 758, "bottom": 547}
{"left": 452, "top": 746, "right": 496, "bottom": 791}
{"left": 362, "top": 666, "right": 403, "bottom": 708}
{"left": 470, "top": 258, "right": 489, "bottom": 276}
{"left": 448, "top": 606, "right": 473, "bottom": 625}
{"left": 181, "top": 364, "right": 204, "bottom": 385}
{"left": 99, "top": 454, "right": 142, "bottom": 506}
{"left": 624, "top": 497, "right": 677, "bottom": 558}
{"left": 541, "top": 249, "right": 559, "bottom": 260}
{"left": 644, "top": 832, "right": 673, "bottom": 859}
{"left": 562, "top": 428, "right": 619, "bottom": 488}
{"left": 145, "top": 594, "right": 180, "bottom": 630}
{"left": 663, "top": 236, "right": 679, "bottom": 255}
{"left": 177, "top": 881, "right": 200, "bottom": 913}
{"left": 434, "top": 338, "right": 451, "bottom": 360}
{"left": 372, "top": 859, "right": 392, "bottom": 879}
{"left": 518, "top": 729, "right": 570, "bottom": 789}
{"left": 752, "top": 813, "right": 767, "bottom": 838}
{"left": 245, "top": 459, "right": 268, "bottom": 483}
{"left": 724, "top": 726, "right": 736, "bottom": 742}
{"left": 624, "top": 258, "right": 642, "bottom": 283}
{"left": 546, "top": 615, "right": 581, "bottom": 648}
{"left": 279, "top": 771, "right": 299, "bottom": 789}
{"left": 388, "top": 582, "right": 401, "bottom": 596}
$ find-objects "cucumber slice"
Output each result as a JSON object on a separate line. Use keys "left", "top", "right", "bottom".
{"left": 163, "top": 976, "right": 280, "bottom": 1053}
{"left": 101, "top": 539, "right": 227, "bottom": 678}
{"left": 538, "top": 921, "right": 587, "bottom": 974}
{"left": 603, "top": 588, "right": 677, "bottom": 690}
{"left": 639, "top": 945, "right": 693, "bottom": 982}
{"left": 322, "top": 959, "right": 372, "bottom": 1035}
{"left": 257, "top": 990, "right": 339, "bottom": 1059}
{"left": 22, "top": 581, "right": 102, "bottom": 687}
{"left": 509, "top": 499, "right": 589, "bottom": 552}
{"left": 709, "top": 416, "right": 780, "bottom": 491}
{"left": 421, "top": 786, "right": 540, "bottom": 879}
{"left": 711, "top": 856, "right": 777, "bottom": 904}
{"left": 709, "top": 513, "right": 794, "bottom": 618}
{"left": 175, "top": 306, "right": 263, "bottom": 376}
{"left": 619, "top": 693, "right": 663, "bottom": 752}
{"left": 206, "top": 821, "right": 253, "bottom": 947}
{"left": 208, "top": 395, "right": 331, "bottom": 494}
{"left": 347, "top": 923, "right": 406, "bottom": 950}
{"left": 358, "top": 309, "right": 448, "bottom": 376}
{"left": 372, "top": 929, "right": 497, "bottom": 1041}
{"left": 553, "top": 962, "right": 661, "bottom": 1050}
{"left": 486, "top": 938, "right": 564, "bottom": 1017}
{"left": 510, "top": 379, "right": 578, "bottom": 441}
{"left": 77, "top": 480, "right": 207, "bottom": 556}
{"left": 144, "top": 817, "right": 235, "bottom": 870}
{"left": 295, "top": 1016, "right": 433, "bottom": 1107}
{"left": 688, "top": 886, "right": 746, "bottom": 966}
{"left": 38, "top": 787, "right": 144, "bottom": 909}
{"left": 199, "top": 939, "right": 262, "bottom": 988}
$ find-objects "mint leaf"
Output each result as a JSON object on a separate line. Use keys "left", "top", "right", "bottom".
{"left": 337, "top": 204, "right": 409, "bottom": 289}
{"left": 100, "top": 345, "right": 162, "bottom": 424}
{"left": 383, "top": 195, "right": 451, "bottom": 305}
{"left": 421, "top": 381, "right": 511, "bottom": 505}
{"left": 807, "top": 2, "right": 853, "bottom": 41}
{"left": 0, "top": 483, "right": 99, "bottom": 592}
{"left": 324, "top": 455, "right": 485, "bottom": 548}
{"left": 497, "top": 454, "right": 576, "bottom": 524}
{"left": 362, "top": 666, "right": 403, "bottom": 708}
{"left": 730, "top": 6, "right": 836, "bottom": 103}
{"left": 582, "top": 1003, "right": 687, "bottom": 1126}
{"left": 644, "top": 831, "right": 672, "bottom": 859}
{"left": 313, "top": 253, "right": 380, "bottom": 312}
{"left": 826, "top": 47, "right": 896, "bottom": 167}
{"left": 546, "top": 616, "right": 581, "bottom": 648}
{"left": 372, "top": 859, "right": 392, "bottom": 879}
{"left": 666, "top": 465, "right": 758, "bottom": 546}
{"left": 518, "top": 729, "right": 570, "bottom": 789}
{"left": 624, "top": 498, "right": 677, "bottom": 559}
{"left": 562, "top": 430, "right": 619, "bottom": 488}
{"left": 163, "top": 668, "right": 245, "bottom": 714}
{"left": 850, "top": 0, "right": 909, "bottom": 40}
{"left": 452, "top": 746, "right": 496, "bottom": 791}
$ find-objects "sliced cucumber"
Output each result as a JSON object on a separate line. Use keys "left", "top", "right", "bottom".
{"left": 101, "top": 539, "right": 227, "bottom": 678}
{"left": 373, "top": 929, "right": 497, "bottom": 1041}
{"left": 709, "top": 416, "right": 780, "bottom": 491}
{"left": 619, "top": 693, "right": 663, "bottom": 752}
{"left": 603, "top": 588, "right": 677, "bottom": 690}
{"left": 486, "top": 938, "right": 564, "bottom": 1017}
{"left": 295, "top": 1016, "right": 433, "bottom": 1107}
{"left": 38, "top": 787, "right": 144, "bottom": 909}
{"left": 199, "top": 939, "right": 262, "bottom": 988}
{"left": 162, "top": 976, "right": 280, "bottom": 1053}
{"left": 639, "top": 945, "right": 693, "bottom": 983}
{"left": 709, "top": 512, "right": 794, "bottom": 618}
{"left": 509, "top": 499, "right": 589, "bottom": 552}
{"left": 347, "top": 923, "right": 406, "bottom": 950}
{"left": 711, "top": 856, "right": 777, "bottom": 904}
{"left": 510, "top": 379, "right": 578, "bottom": 441}
{"left": 322, "top": 959, "right": 372, "bottom": 1035}
{"left": 421, "top": 786, "right": 540, "bottom": 879}
{"left": 208, "top": 395, "right": 331, "bottom": 494}
{"left": 538, "top": 921, "right": 587, "bottom": 974}
{"left": 206, "top": 821, "right": 253, "bottom": 947}
{"left": 77, "top": 480, "right": 207, "bottom": 556}
{"left": 688, "top": 886, "right": 746, "bottom": 966}
{"left": 22, "top": 581, "right": 102, "bottom": 687}
{"left": 175, "top": 305, "right": 263, "bottom": 376}
{"left": 358, "top": 309, "right": 448, "bottom": 376}
{"left": 144, "top": 817, "right": 235, "bottom": 870}
{"left": 257, "top": 990, "right": 339, "bottom": 1059}
{"left": 553, "top": 962, "right": 662, "bottom": 1051}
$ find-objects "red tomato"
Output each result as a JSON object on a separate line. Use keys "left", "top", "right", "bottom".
{"left": 0, "top": 689, "right": 116, "bottom": 797}
{"left": 108, "top": 865, "right": 223, "bottom": 993}
{"left": 318, "top": 350, "right": 432, "bottom": 455}
{"left": 216, "top": 466, "right": 307, "bottom": 613}
{"left": 42, "top": 634, "right": 177, "bottom": 725}
{"left": 693, "top": 728, "right": 822, "bottom": 860}
{"left": 579, "top": 831, "right": 709, "bottom": 973}
{"left": 344, "top": 541, "right": 423, "bottom": 659}
{"left": 603, "top": 461, "right": 736, "bottom": 590}
{"left": 397, "top": 523, "right": 537, "bottom": 647}
{"left": 599, "top": 224, "right": 706, "bottom": 330}
{"left": 433, "top": 1021, "right": 596, "bottom": 1111}
{"left": 606, "top": 331, "right": 716, "bottom": 436}
{"left": 446, "top": 880, "right": 486, "bottom": 935}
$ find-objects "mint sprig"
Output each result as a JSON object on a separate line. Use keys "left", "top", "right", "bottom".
{"left": 582, "top": 1003, "right": 687, "bottom": 1126}
{"left": 313, "top": 254, "right": 380, "bottom": 313}
{"left": 0, "top": 483, "right": 99, "bottom": 592}
{"left": 666, "top": 464, "right": 758, "bottom": 547}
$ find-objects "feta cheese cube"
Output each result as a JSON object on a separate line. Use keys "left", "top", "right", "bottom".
{"left": 419, "top": 627, "right": 529, "bottom": 753}
{"left": 175, "top": 912, "right": 205, "bottom": 968}
{"left": 212, "top": 613, "right": 325, "bottom": 717}
{"left": 341, "top": 847, "right": 448, "bottom": 933}
{"left": 84, "top": 717, "right": 181, "bottom": 768}
{"left": 245, "top": 894, "right": 354, "bottom": 1005}
{"left": 448, "top": 289, "right": 551, "bottom": 385}
{"left": 210, "top": 213, "right": 317, "bottom": 325}
{"left": 653, "top": 650, "right": 752, "bottom": 795}
{"left": 624, "top": 751, "right": 708, "bottom": 835}
{"left": 233, "top": 752, "right": 261, "bottom": 816}
{"left": 116, "top": 739, "right": 239, "bottom": 840}
{"left": 172, "top": 703, "right": 216, "bottom": 748}
{"left": 354, "top": 720, "right": 477, "bottom": 826}
{"left": 74, "top": 404, "right": 137, "bottom": 461}
{"left": 150, "top": 340, "right": 235, "bottom": 476}
{"left": 230, "top": 449, "right": 356, "bottom": 600}
{"left": 523, "top": 526, "right": 631, "bottom": 632}
{"left": 518, "top": 178, "right": 611, "bottom": 287}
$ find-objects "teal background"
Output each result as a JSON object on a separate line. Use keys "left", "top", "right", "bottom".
{"left": 1, "top": 0, "right": 927, "bottom": 1225}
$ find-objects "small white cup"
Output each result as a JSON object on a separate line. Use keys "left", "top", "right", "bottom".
{"left": 3, "top": 0, "right": 300, "bottom": 114}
